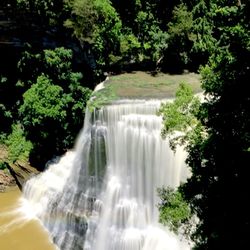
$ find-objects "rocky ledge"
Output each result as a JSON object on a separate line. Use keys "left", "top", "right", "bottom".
{"left": 0, "top": 170, "right": 16, "bottom": 192}
{"left": 0, "top": 145, "right": 39, "bottom": 192}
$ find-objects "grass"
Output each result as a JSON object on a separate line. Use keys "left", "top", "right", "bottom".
{"left": 107, "top": 71, "right": 201, "bottom": 98}
{"left": 87, "top": 71, "right": 201, "bottom": 110}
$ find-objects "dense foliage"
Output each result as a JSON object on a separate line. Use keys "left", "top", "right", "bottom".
{"left": 19, "top": 48, "right": 92, "bottom": 167}
{"left": 158, "top": 187, "right": 191, "bottom": 234}
{"left": 1, "top": 1, "right": 250, "bottom": 248}
{"left": 159, "top": 83, "right": 200, "bottom": 151}
{"left": 188, "top": 4, "right": 250, "bottom": 247}
{"left": 159, "top": 1, "right": 250, "bottom": 248}
{"left": 5, "top": 124, "right": 33, "bottom": 164}
{"left": 1, "top": 46, "right": 92, "bottom": 167}
{"left": 1, "top": 0, "right": 203, "bottom": 167}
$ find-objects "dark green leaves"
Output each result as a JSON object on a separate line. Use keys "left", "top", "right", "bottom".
{"left": 158, "top": 187, "right": 191, "bottom": 234}
{"left": 159, "top": 83, "right": 201, "bottom": 150}
{"left": 16, "top": 47, "right": 92, "bottom": 167}
{"left": 19, "top": 75, "right": 66, "bottom": 127}
{"left": 5, "top": 124, "right": 33, "bottom": 163}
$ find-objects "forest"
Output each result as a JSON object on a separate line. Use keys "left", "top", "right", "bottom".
{"left": 0, "top": 0, "right": 249, "bottom": 249}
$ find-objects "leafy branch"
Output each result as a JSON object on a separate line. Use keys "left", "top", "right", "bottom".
{"left": 158, "top": 82, "right": 203, "bottom": 151}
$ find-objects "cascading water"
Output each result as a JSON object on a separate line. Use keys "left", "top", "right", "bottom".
{"left": 21, "top": 99, "right": 190, "bottom": 250}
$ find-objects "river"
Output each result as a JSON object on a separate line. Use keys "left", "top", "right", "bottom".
{"left": 0, "top": 187, "right": 56, "bottom": 250}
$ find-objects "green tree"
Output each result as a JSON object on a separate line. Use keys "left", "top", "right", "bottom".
{"left": 161, "top": 3, "right": 194, "bottom": 73}
{"left": 65, "top": 0, "right": 122, "bottom": 73}
{"left": 19, "top": 75, "right": 66, "bottom": 127}
{"left": 119, "top": 32, "right": 141, "bottom": 64}
{"left": 134, "top": 8, "right": 168, "bottom": 64}
{"left": 5, "top": 124, "right": 33, "bottom": 164}
{"left": 159, "top": 83, "right": 201, "bottom": 151}
{"left": 17, "top": 48, "right": 92, "bottom": 168}
{"left": 16, "top": 0, "right": 69, "bottom": 27}
{"left": 112, "top": 0, "right": 171, "bottom": 68}
{"left": 17, "top": 47, "right": 78, "bottom": 89}
{"left": 160, "top": 2, "right": 250, "bottom": 248}
{"left": 158, "top": 187, "right": 191, "bottom": 234}
{"left": 18, "top": 74, "right": 66, "bottom": 166}
{"left": 190, "top": 0, "right": 216, "bottom": 66}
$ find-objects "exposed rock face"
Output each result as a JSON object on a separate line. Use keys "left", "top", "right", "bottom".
{"left": 0, "top": 145, "right": 39, "bottom": 192}
{"left": 0, "top": 170, "right": 16, "bottom": 192}
{"left": 7, "top": 160, "right": 39, "bottom": 190}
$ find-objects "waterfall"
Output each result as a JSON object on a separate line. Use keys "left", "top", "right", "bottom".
{"left": 21, "top": 100, "right": 190, "bottom": 250}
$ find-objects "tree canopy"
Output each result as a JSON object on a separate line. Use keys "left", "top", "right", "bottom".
{"left": 0, "top": 1, "right": 250, "bottom": 248}
{"left": 159, "top": 1, "right": 250, "bottom": 248}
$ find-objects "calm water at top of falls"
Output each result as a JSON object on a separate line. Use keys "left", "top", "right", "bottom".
{"left": 1, "top": 100, "right": 191, "bottom": 250}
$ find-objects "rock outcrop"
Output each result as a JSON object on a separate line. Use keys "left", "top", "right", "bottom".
{"left": 0, "top": 169, "right": 16, "bottom": 192}
{"left": 0, "top": 145, "right": 39, "bottom": 192}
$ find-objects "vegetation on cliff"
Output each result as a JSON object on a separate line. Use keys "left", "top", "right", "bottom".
{"left": 1, "top": 0, "right": 208, "bottom": 168}
{"left": 159, "top": 1, "right": 250, "bottom": 248}
{"left": 1, "top": 1, "right": 249, "bottom": 248}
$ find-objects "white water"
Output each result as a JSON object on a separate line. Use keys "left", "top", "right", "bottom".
{"left": 21, "top": 100, "right": 190, "bottom": 250}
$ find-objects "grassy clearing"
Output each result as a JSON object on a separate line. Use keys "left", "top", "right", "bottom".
{"left": 107, "top": 71, "right": 201, "bottom": 98}
{"left": 88, "top": 71, "right": 201, "bottom": 110}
